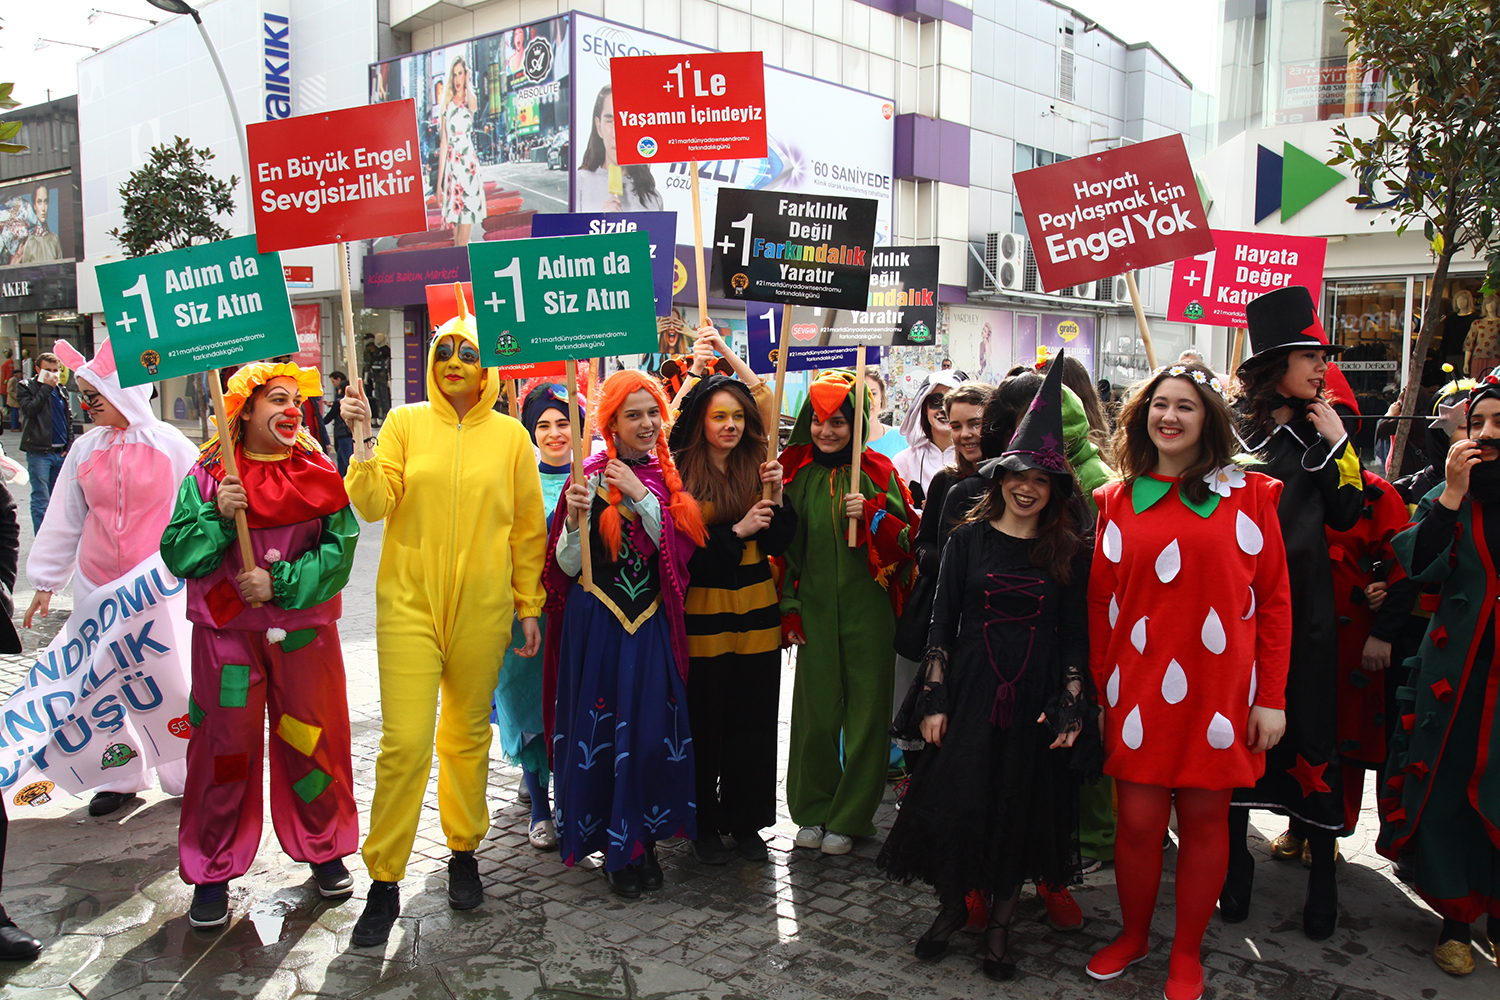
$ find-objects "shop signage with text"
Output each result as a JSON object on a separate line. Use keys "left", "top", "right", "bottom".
{"left": 97, "top": 234, "right": 297, "bottom": 387}
{"left": 467, "top": 232, "right": 658, "bottom": 365}
{"left": 1167, "top": 230, "right": 1328, "bottom": 327}
{"left": 710, "top": 189, "right": 879, "bottom": 311}
{"left": 610, "top": 51, "right": 767, "bottom": 164}
{"left": 247, "top": 100, "right": 427, "bottom": 252}
{"left": 1013, "top": 133, "right": 1212, "bottom": 291}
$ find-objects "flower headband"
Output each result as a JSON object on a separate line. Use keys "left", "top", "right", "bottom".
{"left": 1158, "top": 363, "right": 1228, "bottom": 399}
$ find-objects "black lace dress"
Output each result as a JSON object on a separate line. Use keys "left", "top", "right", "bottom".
{"left": 878, "top": 520, "right": 1092, "bottom": 900}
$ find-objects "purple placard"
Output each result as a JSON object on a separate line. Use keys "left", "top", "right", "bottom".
{"left": 362, "top": 245, "right": 470, "bottom": 309}
{"left": 530, "top": 212, "right": 678, "bottom": 315}
{"left": 745, "top": 304, "right": 860, "bottom": 374}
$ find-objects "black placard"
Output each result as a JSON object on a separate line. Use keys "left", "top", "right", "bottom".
{"left": 709, "top": 188, "right": 878, "bottom": 310}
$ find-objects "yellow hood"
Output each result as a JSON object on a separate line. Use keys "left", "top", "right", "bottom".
{"left": 425, "top": 308, "right": 500, "bottom": 424}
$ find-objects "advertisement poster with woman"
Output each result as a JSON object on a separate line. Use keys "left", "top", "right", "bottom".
{"left": 571, "top": 14, "right": 894, "bottom": 251}
{"left": 0, "top": 174, "right": 68, "bottom": 266}
{"left": 368, "top": 16, "right": 571, "bottom": 251}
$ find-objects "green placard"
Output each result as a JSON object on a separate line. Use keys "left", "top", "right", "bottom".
{"left": 97, "top": 234, "right": 297, "bottom": 388}
{"left": 468, "top": 231, "right": 657, "bottom": 365}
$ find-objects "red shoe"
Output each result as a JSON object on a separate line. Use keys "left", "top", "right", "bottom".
{"left": 1038, "top": 883, "right": 1083, "bottom": 931}
{"left": 1086, "top": 936, "right": 1150, "bottom": 981}
{"left": 965, "top": 889, "right": 989, "bottom": 928}
{"left": 1164, "top": 968, "right": 1205, "bottom": 1000}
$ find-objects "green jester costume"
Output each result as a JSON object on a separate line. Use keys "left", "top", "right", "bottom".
{"left": 777, "top": 369, "right": 918, "bottom": 841}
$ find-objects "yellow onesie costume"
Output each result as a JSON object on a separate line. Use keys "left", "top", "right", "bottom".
{"left": 345, "top": 320, "right": 548, "bottom": 884}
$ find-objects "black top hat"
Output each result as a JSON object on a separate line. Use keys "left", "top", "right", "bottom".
{"left": 980, "top": 347, "right": 1073, "bottom": 486}
{"left": 1241, "top": 286, "right": 1347, "bottom": 370}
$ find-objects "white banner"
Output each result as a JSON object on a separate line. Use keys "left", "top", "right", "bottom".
{"left": 572, "top": 14, "right": 895, "bottom": 249}
{"left": 2, "top": 554, "right": 192, "bottom": 805}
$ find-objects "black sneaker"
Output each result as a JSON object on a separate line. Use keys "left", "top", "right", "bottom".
{"left": 188, "top": 882, "right": 230, "bottom": 929}
{"left": 351, "top": 881, "right": 400, "bottom": 947}
{"left": 690, "top": 836, "right": 729, "bottom": 865}
{"left": 88, "top": 791, "right": 134, "bottom": 817}
{"left": 310, "top": 859, "right": 354, "bottom": 898}
{"left": 0, "top": 918, "right": 41, "bottom": 961}
{"left": 733, "top": 829, "right": 769, "bottom": 863}
{"left": 447, "top": 851, "right": 483, "bottom": 910}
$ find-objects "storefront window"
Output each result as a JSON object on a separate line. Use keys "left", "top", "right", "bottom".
{"left": 334, "top": 305, "right": 397, "bottom": 424}
{"left": 1269, "top": 0, "right": 1387, "bottom": 127}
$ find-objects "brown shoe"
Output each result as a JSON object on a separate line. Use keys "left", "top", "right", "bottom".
{"left": 1269, "top": 829, "right": 1304, "bottom": 861}
{"left": 1434, "top": 938, "right": 1475, "bottom": 976}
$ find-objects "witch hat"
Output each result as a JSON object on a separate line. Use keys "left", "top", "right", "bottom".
{"left": 981, "top": 348, "right": 1072, "bottom": 486}
{"left": 1241, "top": 286, "right": 1346, "bottom": 371}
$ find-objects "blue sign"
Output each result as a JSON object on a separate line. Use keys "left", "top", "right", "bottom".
{"left": 530, "top": 212, "right": 677, "bottom": 314}
{"left": 745, "top": 304, "right": 860, "bottom": 375}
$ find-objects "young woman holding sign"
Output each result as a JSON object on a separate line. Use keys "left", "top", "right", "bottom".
{"left": 778, "top": 369, "right": 917, "bottom": 856}
{"left": 670, "top": 331, "right": 796, "bottom": 864}
{"left": 542, "top": 369, "right": 707, "bottom": 897}
{"left": 341, "top": 300, "right": 547, "bottom": 946}
{"left": 160, "top": 362, "right": 360, "bottom": 930}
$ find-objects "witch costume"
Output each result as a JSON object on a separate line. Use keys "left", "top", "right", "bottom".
{"left": 878, "top": 354, "right": 1092, "bottom": 982}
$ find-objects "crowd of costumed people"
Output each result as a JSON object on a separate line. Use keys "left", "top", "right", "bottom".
{"left": 0, "top": 285, "right": 1495, "bottom": 999}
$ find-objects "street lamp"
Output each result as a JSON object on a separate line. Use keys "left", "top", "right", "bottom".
{"left": 144, "top": 0, "right": 254, "bottom": 232}
{"left": 88, "top": 9, "right": 159, "bottom": 25}
{"left": 35, "top": 38, "right": 102, "bottom": 52}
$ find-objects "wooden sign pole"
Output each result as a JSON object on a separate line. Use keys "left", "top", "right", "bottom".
{"left": 565, "top": 359, "right": 592, "bottom": 591}
{"left": 210, "top": 375, "right": 262, "bottom": 608}
{"left": 689, "top": 160, "right": 709, "bottom": 330}
{"left": 336, "top": 241, "right": 368, "bottom": 441}
{"left": 1230, "top": 328, "right": 1246, "bottom": 372}
{"left": 847, "top": 345, "right": 867, "bottom": 547}
{"left": 1123, "top": 271, "right": 1158, "bottom": 370}
{"left": 763, "top": 304, "right": 792, "bottom": 500}
{"left": 507, "top": 379, "right": 521, "bottom": 419}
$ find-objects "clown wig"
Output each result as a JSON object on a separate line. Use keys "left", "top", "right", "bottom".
{"left": 198, "top": 362, "right": 326, "bottom": 475}
{"left": 593, "top": 368, "right": 707, "bottom": 557}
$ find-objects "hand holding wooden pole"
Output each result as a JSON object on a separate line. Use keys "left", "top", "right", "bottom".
{"left": 566, "top": 359, "right": 593, "bottom": 591}
{"left": 209, "top": 375, "right": 263, "bottom": 608}
{"left": 847, "top": 346, "right": 867, "bottom": 547}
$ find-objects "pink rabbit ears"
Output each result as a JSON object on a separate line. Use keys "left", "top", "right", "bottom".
{"left": 52, "top": 338, "right": 118, "bottom": 379}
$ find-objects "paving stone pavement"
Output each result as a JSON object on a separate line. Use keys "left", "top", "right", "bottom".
{"left": 0, "top": 481, "right": 1496, "bottom": 999}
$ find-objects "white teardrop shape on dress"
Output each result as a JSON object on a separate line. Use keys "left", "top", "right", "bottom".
{"left": 1131, "top": 616, "right": 1148, "bottom": 653}
{"left": 1248, "top": 663, "right": 1258, "bottom": 707}
{"left": 1161, "top": 659, "right": 1188, "bottom": 704}
{"left": 1207, "top": 712, "right": 1236, "bottom": 749}
{"left": 1109, "top": 594, "right": 1120, "bottom": 628}
{"left": 1236, "top": 509, "right": 1264, "bottom": 555}
{"left": 1107, "top": 666, "right": 1121, "bottom": 708}
{"left": 1102, "top": 520, "right": 1123, "bottom": 563}
{"left": 1122, "top": 705, "right": 1144, "bottom": 749}
{"left": 1201, "top": 608, "right": 1226, "bottom": 654}
{"left": 1155, "top": 539, "right": 1181, "bottom": 583}
{"left": 1242, "top": 586, "right": 1257, "bottom": 620}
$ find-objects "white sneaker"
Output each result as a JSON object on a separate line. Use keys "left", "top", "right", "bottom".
{"left": 795, "top": 825, "right": 825, "bottom": 849}
{"left": 528, "top": 819, "right": 557, "bottom": 850}
{"left": 821, "top": 832, "right": 854, "bottom": 855}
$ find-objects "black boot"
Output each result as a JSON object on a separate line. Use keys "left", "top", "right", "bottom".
{"left": 351, "top": 881, "right": 401, "bottom": 947}
{"left": 1219, "top": 808, "right": 1253, "bottom": 923}
{"left": 606, "top": 866, "right": 642, "bottom": 899}
{"left": 639, "top": 842, "right": 664, "bottom": 891}
{"left": 1303, "top": 832, "right": 1338, "bottom": 941}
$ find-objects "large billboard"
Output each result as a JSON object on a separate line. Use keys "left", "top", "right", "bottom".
{"left": 367, "top": 15, "right": 571, "bottom": 252}
{"left": 0, "top": 172, "right": 72, "bottom": 268}
{"left": 571, "top": 14, "right": 894, "bottom": 252}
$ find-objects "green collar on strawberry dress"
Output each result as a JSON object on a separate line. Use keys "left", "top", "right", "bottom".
{"left": 1130, "top": 466, "right": 1247, "bottom": 519}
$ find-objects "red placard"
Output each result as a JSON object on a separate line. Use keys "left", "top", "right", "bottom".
{"left": 1167, "top": 230, "right": 1328, "bottom": 328}
{"left": 291, "top": 303, "right": 323, "bottom": 369}
{"left": 247, "top": 100, "right": 428, "bottom": 253}
{"left": 1013, "top": 133, "right": 1213, "bottom": 291}
{"left": 609, "top": 52, "right": 767, "bottom": 165}
{"left": 424, "top": 282, "right": 564, "bottom": 380}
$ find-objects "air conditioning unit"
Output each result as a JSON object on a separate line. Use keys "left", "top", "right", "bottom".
{"left": 1067, "top": 281, "right": 1097, "bottom": 299}
{"left": 1113, "top": 275, "right": 1131, "bottom": 302}
{"left": 984, "top": 231, "right": 1027, "bottom": 291}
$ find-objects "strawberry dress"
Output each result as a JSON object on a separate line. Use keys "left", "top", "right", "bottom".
{"left": 1088, "top": 470, "right": 1292, "bottom": 789}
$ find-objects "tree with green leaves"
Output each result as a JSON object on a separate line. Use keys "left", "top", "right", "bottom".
{"left": 0, "top": 83, "right": 25, "bottom": 154}
{"left": 1328, "top": 0, "right": 1500, "bottom": 477}
{"left": 107, "top": 137, "right": 238, "bottom": 258}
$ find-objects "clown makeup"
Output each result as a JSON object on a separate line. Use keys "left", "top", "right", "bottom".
{"left": 534, "top": 408, "right": 573, "bottom": 465}
{"left": 1467, "top": 397, "right": 1500, "bottom": 459}
{"left": 1276, "top": 348, "right": 1329, "bottom": 401}
{"left": 947, "top": 400, "right": 984, "bottom": 466}
{"left": 613, "top": 387, "right": 662, "bottom": 457}
{"left": 703, "top": 389, "right": 747, "bottom": 457}
{"left": 1148, "top": 376, "right": 1205, "bottom": 474}
{"left": 811, "top": 410, "right": 852, "bottom": 454}
{"left": 241, "top": 375, "right": 303, "bottom": 453}
{"left": 1000, "top": 468, "right": 1052, "bottom": 526}
{"left": 76, "top": 376, "right": 128, "bottom": 429}
{"left": 434, "top": 334, "right": 482, "bottom": 402}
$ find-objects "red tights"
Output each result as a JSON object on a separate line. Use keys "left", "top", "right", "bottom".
{"left": 1108, "top": 781, "right": 1232, "bottom": 986}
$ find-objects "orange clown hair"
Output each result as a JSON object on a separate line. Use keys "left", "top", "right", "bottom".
{"left": 592, "top": 368, "right": 707, "bottom": 557}
{"left": 198, "top": 361, "right": 325, "bottom": 471}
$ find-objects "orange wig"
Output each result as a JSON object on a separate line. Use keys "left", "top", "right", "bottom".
{"left": 592, "top": 368, "right": 707, "bottom": 556}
